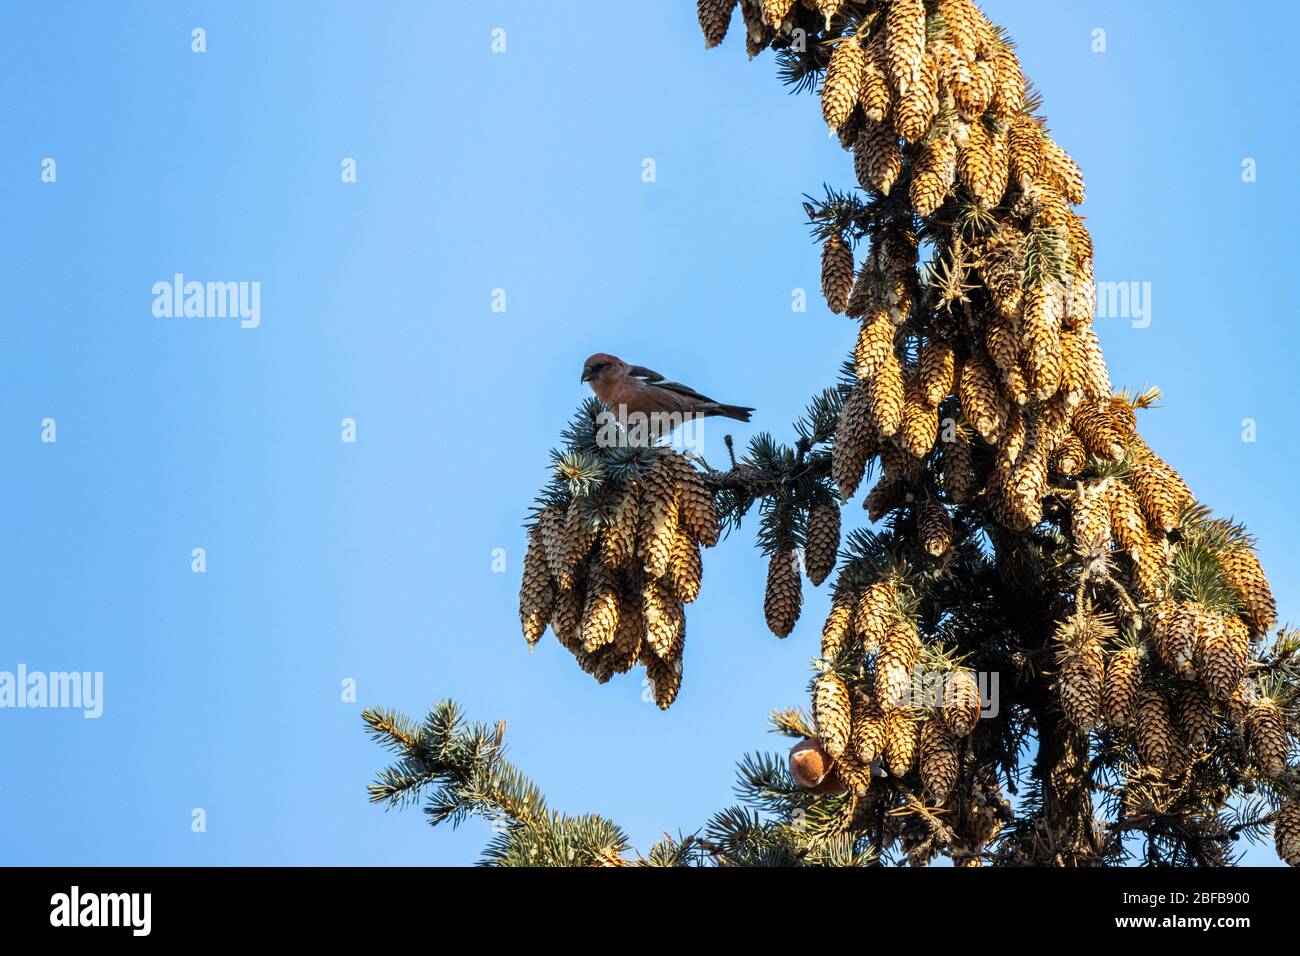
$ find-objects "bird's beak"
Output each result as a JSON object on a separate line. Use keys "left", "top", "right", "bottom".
{"left": 580, "top": 369, "right": 595, "bottom": 382}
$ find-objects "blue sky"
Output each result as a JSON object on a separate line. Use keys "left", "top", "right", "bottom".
{"left": 1, "top": 1, "right": 1293, "bottom": 866}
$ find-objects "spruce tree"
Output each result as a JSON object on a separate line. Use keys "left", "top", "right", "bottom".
{"left": 367, "top": 0, "right": 1299, "bottom": 866}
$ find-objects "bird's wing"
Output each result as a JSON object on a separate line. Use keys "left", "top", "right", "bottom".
{"left": 625, "top": 365, "right": 719, "bottom": 404}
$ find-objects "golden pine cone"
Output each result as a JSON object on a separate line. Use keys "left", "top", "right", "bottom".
{"left": 884, "top": 0, "right": 926, "bottom": 95}
{"left": 867, "top": 353, "right": 906, "bottom": 438}
{"left": 1219, "top": 547, "right": 1277, "bottom": 636}
{"left": 520, "top": 526, "right": 555, "bottom": 646}
{"left": 560, "top": 497, "right": 598, "bottom": 577}
{"left": 911, "top": 134, "right": 957, "bottom": 215}
{"left": 918, "top": 338, "right": 956, "bottom": 407}
{"left": 641, "top": 576, "right": 684, "bottom": 660}
{"left": 858, "top": 52, "right": 892, "bottom": 123}
{"left": 1150, "top": 601, "right": 1193, "bottom": 680}
{"left": 580, "top": 565, "right": 622, "bottom": 653}
{"left": 984, "top": 313, "right": 1023, "bottom": 390}
{"left": 759, "top": 0, "right": 794, "bottom": 28}
{"left": 1275, "top": 799, "right": 1300, "bottom": 867}
{"left": 988, "top": 42, "right": 1024, "bottom": 119}
{"left": 957, "top": 351, "right": 1006, "bottom": 445}
{"left": 1131, "top": 539, "right": 1170, "bottom": 603}
{"left": 1069, "top": 480, "right": 1111, "bottom": 554}
{"left": 822, "top": 37, "right": 867, "bottom": 130}
{"left": 920, "top": 718, "right": 959, "bottom": 804}
{"left": 696, "top": 0, "right": 736, "bottom": 48}
{"left": 821, "top": 235, "right": 855, "bottom": 313}
{"left": 804, "top": 499, "right": 841, "bottom": 587}
{"left": 821, "top": 587, "right": 856, "bottom": 659}
{"left": 1176, "top": 683, "right": 1217, "bottom": 752}
{"left": 876, "top": 620, "right": 922, "bottom": 710}
{"left": 600, "top": 484, "right": 641, "bottom": 568}
{"left": 1007, "top": 116, "right": 1043, "bottom": 188}
{"left": 1103, "top": 645, "right": 1142, "bottom": 728}
{"left": 1133, "top": 687, "right": 1173, "bottom": 770}
{"left": 864, "top": 477, "right": 907, "bottom": 522}
{"left": 1246, "top": 699, "right": 1290, "bottom": 778}
{"left": 940, "top": 424, "right": 976, "bottom": 504}
{"left": 1107, "top": 479, "right": 1149, "bottom": 555}
{"left": 668, "top": 530, "right": 702, "bottom": 604}
{"left": 977, "top": 228, "right": 1025, "bottom": 319}
{"left": 644, "top": 649, "right": 683, "bottom": 710}
{"left": 899, "top": 389, "right": 938, "bottom": 459}
{"left": 1052, "top": 433, "right": 1087, "bottom": 478}
{"left": 942, "top": 670, "right": 981, "bottom": 736}
{"left": 893, "top": 53, "right": 939, "bottom": 143}
{"left": 814, "top": 670, "right": 853, "bottom": 758}
{"left": 853, "top": 580, "right": 896, "bottom": 652}
{"left": 884, "top": 708, "right": 919, "bottom": 776}
{"left": 855, "top": 119, "right": 901, "bottom": 195}
{"left": 835, "top": 749, "right": 873, "bottom": 797}
{"left": 1058, "top": 640, "right": 1104, "bottom": 733}
{"left": 664, "top": 456, "right": 719, "bottom": 549}
{"left": 610, "top": 584, "right": 644, "bottom": 674}
{"left": 854, "top": 308, "right": 895, "bottom": 380}
{"left": 551, "top": 576, "right": 584, "bottom": 647}
{"left": 638, "top": 457, "right": 679, "bottom": 578}
{"left": 1020, "top": 283, "right": 1063, "bottom": 401}
{"left": 1072, "top": 400, "right": 1127, "bottom": 462}
{"left": 832, "top": 380, "right": 874, "bottom": 499}
{"left": 1042, "top": 134, "right": 1086, "bottom": 204}
{"left": 957, "top": 119, "right": 998, "bottom": 206}
{"left": 852, "top": 692, "right": 888, "bottom": 763}
{"left": 537, "top": 504, "right": 570, "bottom": 588}
{"left": 764, "top": 548, "right": 803, "bottom": 638}
{"left": 917, "top": 500, "right": 953, "bottom": 557}
{"left": 1194, "top": 612, "right": 1246, "bottom": 700}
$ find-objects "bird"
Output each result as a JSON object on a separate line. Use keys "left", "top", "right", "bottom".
{"left": 580, "top": 353, "right": 754, "bottom": 423}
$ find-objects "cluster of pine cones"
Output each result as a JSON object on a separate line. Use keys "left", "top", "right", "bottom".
{"left": 792, "top": 578, "right": 983, "bottom": 808}
{"left": 519, "top": 450, "right": 719, "bottom": 708}
{"left": 697, "top": 0, "right": 1297, "bottom": 866}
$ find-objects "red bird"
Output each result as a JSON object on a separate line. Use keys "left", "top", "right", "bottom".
{"left": 580, "top": 353, "right": 754, "bottom": 422}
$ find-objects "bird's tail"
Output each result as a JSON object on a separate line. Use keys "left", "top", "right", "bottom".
{"left": 712, "top": 403, "right": 755, "bottom": 423}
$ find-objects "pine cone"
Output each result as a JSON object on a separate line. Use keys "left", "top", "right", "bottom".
{"left": 1156, "top": 602, "right": 1200, "bottom": 680}
{"left": 821, "top": 586, "right": 856, "bottom": 659}
{"left": 641, "top": 576, "right": 684, "bottom": 660}
{"left": 920, "top": 717, "right": 959, "bottom": 804}
{"left": 764, "top": 548, "right": 803, "bottom": 638}
{"left": 832, "top": 380, "right": 874, "bottom": 499}
{"left": 814, "top": 670, "right": 853, "bottom": 758}
{"left": 942, "top": 670, "right": 981, "bottom": 736}
{"left": 672, "top": 459, "right": 720, "bottom": 548}
{"left": 883, "top": 709, "right": 918, "bottom": 777}
{"left": 1057, "top": 637, "right": 1104, "bottom": 733}
{"left": 1130, "top": 448, "right": 1190, "bottom": 534}
{"left": 1051, "top": 433, "right": 1087, "bottom": 478}
{"left": 1007, "top": 116, "right": 1044, "bottom": 188}
{"left": 600, "top": 484, "right": 641, "bottom": 567}
{"left": 1042, "top": 134, "right": 1086, "bottom": 204}
{"left": 853, "top": 580, "right": 896, "bottom": 652}
{"left": 855, "top": 119, "right": 901, "bottom": 195}
{"left": 520, "top": 526, "right": 555, "bottom": 646}
{"left": 638, "top": 457, "right": 679, "bottom": 578}
{"left": 940, "top": 425, "right": 975, "bottom": 504}
{"left": 855, "top": 308, "right": 896, "bottom": 380}
{"left": 697, "top": 0, "right": 736, "bottom": 48}
{"left": 1176, "top": 684, "right": 1217, "bottom": 752}
{"left": 759, "top": 0, "right": 794, "bottom": 28}
{"left": 668, "top": 530, "right": 702, "bottom": 604}
{"left": 804, "top": 499, "right": 841, "bottom": 587}
{"left": 958, "top": 351, "right": 1006, "bottom": 444}
{"left": 821, "top": 235, "right": 855, "bottom": 313}
{"left": 579, "top": 565, "right": 621, "bottom": 653}
{"left": 1275, "top": 799, "right": 1300, "bottom": 867}
{"left": 1070, "top": 479, "right": 1112, "bottom": 554}
{"left": 917, "top": 500, "right": 953, "bottom": 557}
{"left": 1103, "top": 645, "right": 1142, "bottom": 728}
{"left": 868, "top": 353, "right": 906, "bottom": 438}
{"left": 852, "top": 692, "right": 888, "bottom": 763}
{"left": 1196, "top": 614, "right": 1248, "bottom": 700}
{"left": 1107, "top": 479, "right": 1149, "bottom": 555}
{"left": 876, "top": 620, "right": 922, "bottom": 710}
{"left": 1133, "top": 687, "right": 1173, "bottom": 770}
{"left": 1219, "top": 547, "right": 1277, "bottom": 636}
{"left": 644, "top": 649, "right": 683, "bottom": 710}
{"left": 884, "top": 0, "right": 927, "bottom": 95}
{"left": 822, "top": 37, "right": 867, "bottom": 130}
{"left": 1246, "top": 698, "right": 1290, "bottom": 778}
